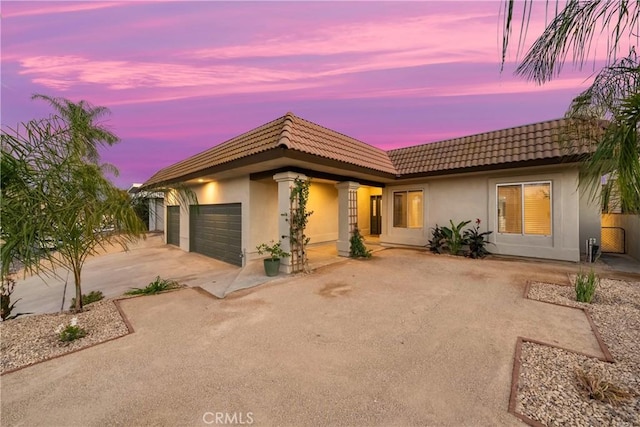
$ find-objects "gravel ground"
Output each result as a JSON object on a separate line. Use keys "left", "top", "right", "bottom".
{"left": 0, "top": 299, "right": 129, "bottom": 374}
{"left": 519, "top": 278, "right": 640, "bottom": 426}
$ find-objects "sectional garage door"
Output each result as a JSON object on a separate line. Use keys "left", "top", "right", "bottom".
{"left": 166, "top": 206, "right": 180, "bottom": 246}
{"left": 189, "top": 203, "right": 242, "bottom": 266}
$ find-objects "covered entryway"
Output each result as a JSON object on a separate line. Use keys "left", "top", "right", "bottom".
{"left": 189, "top": 203, "right": 242, "bottom": 266}
{"left": 166, "top": 206, "right": 180, "bottom": 246}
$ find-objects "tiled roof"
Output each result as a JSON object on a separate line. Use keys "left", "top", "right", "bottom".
{"left": 144, "top": 112, "right": 396, "bottom": 186}
{"left": 388, "top": 118, "right": 592, "bottom": 175}
{"left": 144, "top": 115, "right": 594, "bottom": 187}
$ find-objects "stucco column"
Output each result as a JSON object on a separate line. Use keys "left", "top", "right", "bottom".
{"left": 336, "top": 181, "right": 360, "bottom": 257}
{"left": 273, "top": 171, "right": 308, "bottom": 273}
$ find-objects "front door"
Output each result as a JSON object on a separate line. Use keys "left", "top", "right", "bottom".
{"left": 370, "top": 195, "right": 382, "bottom": 235}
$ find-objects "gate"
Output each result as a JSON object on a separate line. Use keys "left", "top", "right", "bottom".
{"left": 601, "top": 227, "right": 625, "bottom": 254}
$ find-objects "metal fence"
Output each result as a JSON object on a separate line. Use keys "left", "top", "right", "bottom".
{"left": 601, "top": 227, "right": 626, "bottom": 254}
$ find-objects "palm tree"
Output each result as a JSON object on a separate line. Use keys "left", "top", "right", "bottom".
{"left": 501, "top": 0, "right": 640, "bottom": 213}
{"left": 31, "top": 94, "right": 120, "bottom": 163}
{"left": 1, "top": 103, "right": 145, "bottom": 313}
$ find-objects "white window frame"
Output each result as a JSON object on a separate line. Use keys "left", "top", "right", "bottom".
{"left": 393, "top": 190, "right": 423, "bottom": 229}
{"left": 496, "top": 181, "right": 553, "bottom": 236}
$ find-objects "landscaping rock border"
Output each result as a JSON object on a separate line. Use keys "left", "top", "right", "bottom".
{"left": 1, "top": 299, "right": 132, "bottom": 375}
{"left": 509, "top": 277, "right": 640, "bottom": 426}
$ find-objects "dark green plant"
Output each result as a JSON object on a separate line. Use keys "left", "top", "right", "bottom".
{"left": 428, "top": 225, "right": 446, "bottom": 254}
{"left": 1, "top": 273, "right": 31, "bottom": 321}
{"left": 125, "top": 276, "right": 180, "bottom": 296}
{"left": 59, "top": 325, "right": 87, "bottom": 342}
{"left": 56, "top": 317, "right": 87, "bottom": 342}
{"left": 463, "top": 219, "right": 493, "bottom": 259}
{"left": 349, "top": 227, "right": 372, "bottom": 258}
{"left": 256, "top": 240, "right": 290, "bottom": 260}
{"left": 69, "top": 290, "right": 104, "bottom": 311}
{"left": 575, "top": 270, "right": 599, "bottom": 303}
{"left": 441, "top": 220, "right": 471, "bottom": 256}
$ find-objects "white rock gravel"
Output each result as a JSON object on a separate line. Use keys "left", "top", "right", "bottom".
{"left": 1, "top": 299, "right": 129, "bottom": 374}
{"left": 519, "top": 278, "right": 640, "bottom": 426}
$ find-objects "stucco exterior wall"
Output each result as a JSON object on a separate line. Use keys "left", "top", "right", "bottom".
{"left": 381, "top": 166, "right": 592, "bottom": 262}
{"left": 248, "top": 180, "right": 278, "bottom": 260}
{"left": 381, "top": 182, "right": 429, "bottom": 246}
{"left": 306, "top": 182, "right": 338, "bottom": 244}
{"left": 488, "top": 169, "right": 580, "bottom": 261}
{"left": 579, "top": 185, "right": 602, "bottom": 256}
{"left": 165, "top": 177, "right": 251, "bottom": 260}
{"left": 164, "top": 177, "right": 342, "bottom": 264}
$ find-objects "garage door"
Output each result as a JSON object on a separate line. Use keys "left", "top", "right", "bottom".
{"left": 190, "top": 203, "right": 242, "bottom": 266}
{"left": 166, "top": 206, "right": 180, "bottom": 246}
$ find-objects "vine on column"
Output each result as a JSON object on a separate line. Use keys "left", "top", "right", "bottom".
{"left": 287, "top": 178, "right": 313, "bottom": 273}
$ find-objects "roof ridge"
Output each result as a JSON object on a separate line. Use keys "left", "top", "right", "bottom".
{"left": 278, "top": 112, "right": 295, "bottom": 148}
{"left": 288, "top": 112, "right": 390, "bottom": 156}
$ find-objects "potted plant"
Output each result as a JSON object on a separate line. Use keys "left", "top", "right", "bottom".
{"left": 256, "top": 240, "right": 290, "bottom": 277}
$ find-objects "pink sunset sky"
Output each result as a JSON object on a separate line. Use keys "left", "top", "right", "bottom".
{"left": 1, "top": 1, "right": 601, "bottom": 188}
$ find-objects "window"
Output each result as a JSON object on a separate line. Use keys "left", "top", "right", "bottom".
{"left": 497, "top": 182, "right": 551, "bottom": 235}
{"left": 393, "top": 190, "right": 423, "bottom": 228}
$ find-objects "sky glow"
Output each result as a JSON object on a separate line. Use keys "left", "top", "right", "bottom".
{"left": 1, "top": 1, "right": 600, "bottom": 187}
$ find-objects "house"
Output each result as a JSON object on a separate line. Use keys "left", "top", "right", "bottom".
{"left": 142, "top": 112, "right": 601, "bottom": 271}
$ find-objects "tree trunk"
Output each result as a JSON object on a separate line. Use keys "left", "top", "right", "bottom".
{"left": 73, "top": 267, "right": 83, "bottom": 312}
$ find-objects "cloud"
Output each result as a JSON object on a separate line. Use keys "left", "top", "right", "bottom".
{"left": 18, "top": 55, "right": 310, "bottom": 90}
{"left": 2, "top": 2, "right": 124, "bottom": 18}
{"left": 189, "top": 12, "right": 505, "bottom": 62}
{"left": 321, "top": 76, "right": 593, "bottom": 100}
{"left": 5, "top": 4, "right": 597, "bottom": 110}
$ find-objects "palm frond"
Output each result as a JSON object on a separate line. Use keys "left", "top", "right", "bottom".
{"left": 502, "top": 0, "right": 640, "bottom": 83}
{"left": 31, "top": 94, "right": 120, "bottom": 163}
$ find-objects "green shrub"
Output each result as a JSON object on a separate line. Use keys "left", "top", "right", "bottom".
{"left": 441, "top": 220, "right": 471, "bottom": 255}
{"left": 575, "top": 270, "right": 599, "bottom": 303}
{"left": 349, "top": 227, "right": 372, "bottom": 258}
{"left": 256, "top": 240, "right": 290, "bottom": 260}
{"left": 69, "top": 290, "right": 104, "bottom": 310}
{"left": 125, "top": 276, "right": 180, "bottom": 296}
{"left": 56, "top": 317, "right": 87, "bottom": 342}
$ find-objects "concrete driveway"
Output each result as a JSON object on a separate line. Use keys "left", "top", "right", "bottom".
{"left": 10, "top": 234, "right": 242, "bottom": 314}
{"left": 11, "top": 234, "right": 368, "bottom": 314}
{"left": 1, "top": 249, "right": 607, "bottom": 426}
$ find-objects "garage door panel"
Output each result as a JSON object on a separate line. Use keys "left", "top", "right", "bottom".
{"left": 189, "top": 203, "right": 242, "bottom": 266}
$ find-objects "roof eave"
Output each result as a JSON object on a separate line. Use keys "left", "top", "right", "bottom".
{"left": 394, "top": 155, "right": 585, "bottom": 180}
{"left": 142, "top": 147, "right": 397, "bottom": 188}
